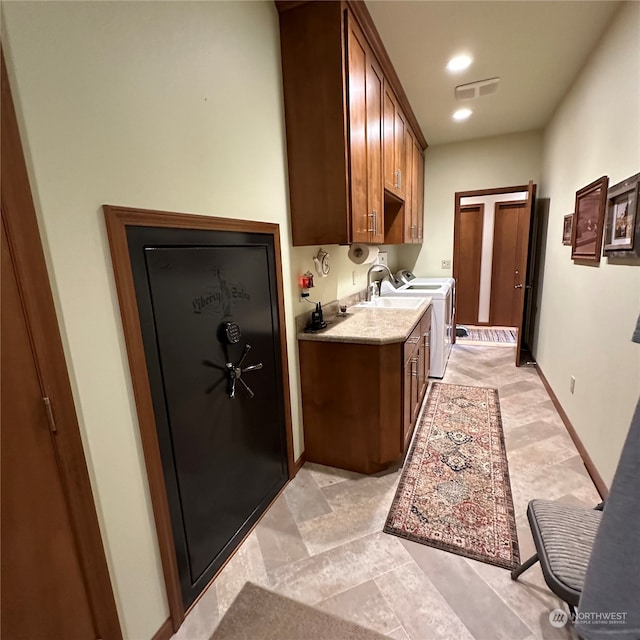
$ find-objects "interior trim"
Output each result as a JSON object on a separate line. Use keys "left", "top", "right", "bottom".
{"left": 1, "top": 50, "right": 123, "bottom": 639}
{"left": 536, "top": 366, "right": 609, "bottom": 499}
{"left": 151, "top": 618, "right": 173, "bottom": 640}
{"left": 103, "top": 205, "right": 296, "bottom": 631}
{"left": 294, "top": 452, "right": 306, "bottom": 474}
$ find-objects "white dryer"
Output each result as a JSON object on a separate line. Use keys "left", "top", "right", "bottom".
{"left": 380, "top": 273, "right": 455, "bottom": 378}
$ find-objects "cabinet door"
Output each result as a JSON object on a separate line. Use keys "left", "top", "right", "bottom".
{"left": 404, "top": 350, "right": 419, "bottom": 449}
{"left": 420, "top": 310, "right": 431, "bottom": 395}
{"left": 347, "top": 13, "right": 383, "bottom": 244}
{"left": 383, "top": 84, "right": 406, "bottom": 201}
{"left": 394, "top": 107, "right": 406, "bottom": 198}
{"left": 403, "top": 128, "right": 415, "bottom": 242}
{"left": 403, "top": 353, "right": 413, "bottom": 449}
{"left": 416, "top": 145, "right": 425, "bottom": 242}
{"left": 366, "top": 56, "right": 384, "bottom": 244}
{"left": 411, "top": 138, "right": 420, "bottom": 244}
{"left": 383, "top": 87, "right": 396, "bottom": 193}
{"left": 346, "top": 16, "right": 369, "bottom": 243}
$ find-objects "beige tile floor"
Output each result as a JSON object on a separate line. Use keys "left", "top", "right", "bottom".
{"left": 171, "top": 344, "right": 600, "bottom": 640}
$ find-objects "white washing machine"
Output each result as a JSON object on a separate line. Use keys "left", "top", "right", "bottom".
{"left": 379, "top": 272, "right": 455, "bottom": 378}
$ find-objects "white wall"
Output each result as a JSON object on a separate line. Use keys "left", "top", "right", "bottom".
{"left": 535, "top": 1, "right": 640, "bottom": 486}
{"left": 2, "top": 2, "right": 295, "bottom": 637}
{"left": 400, "top": 130, "right": 543, "bottom": 276}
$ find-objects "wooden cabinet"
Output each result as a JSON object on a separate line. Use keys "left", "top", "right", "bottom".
{"left": 277, "top": 1, "right": 426, "bottom": 247}
{"left": 403, "top": 128, "right": 415, "bottom": 242}
{"left": 416, "top": 144, "right": 425, "bottom": 242}
{"left": 299, "top": 306, "right": 431, "bottom": 474}
{"left": 397, "top": 133, "right": 425, "bottom": 245}
{"left": 402, "top": 309, "right": 430, "bottom": 449}
{"left": 383, "top": 84, "right": 406, "bottom": 200}
{"left": 419, "top": 309, "right": 431, "bottom": 397}
{"left": 347, "top": 13, "right": 384, "bottom": 244}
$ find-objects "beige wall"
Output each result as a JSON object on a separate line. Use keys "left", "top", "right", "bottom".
{"left": 2, "top": 1, "right": 295, "bottom": 637}
{"left": 535, "top": 1, "right": 640, "bottom": 486}
{"left": 399, "top": 130, "right": 543, "bottom": 275}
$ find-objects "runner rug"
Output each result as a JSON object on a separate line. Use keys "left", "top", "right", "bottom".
{"left": 384, "top": 382, "right": 520, "bottom": 570}
{"left": 457, "top": 327, "right": 517, "bottom": 343}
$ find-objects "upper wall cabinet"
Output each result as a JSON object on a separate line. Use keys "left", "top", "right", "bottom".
{"left": 347, "top": 13, "right": 384, "bottom": 244}
{"left": 383, "top": 83, "right": 406, "bottom": 201}
{"left": 278, "top": 1, "right": 427, "bottom": 246}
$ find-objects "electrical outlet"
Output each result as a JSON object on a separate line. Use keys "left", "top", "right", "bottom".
{"left": 352, "top": 271, "right": 356, "bottom": 285}
{"left": 441, "top": 259, "right": 451, "bottom": 269}
{"left": 570, "top": 376, "right": 576, "bottom": 394}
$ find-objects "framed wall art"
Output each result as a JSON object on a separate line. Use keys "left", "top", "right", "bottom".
{"left": 603, "top": 172, "right": 640, "bottom": 258}
{"left": 571, "top": 176, "right": 608, "bottom": 263}
{"left": 562, "top": 214, "right": 573, "bottom": 245}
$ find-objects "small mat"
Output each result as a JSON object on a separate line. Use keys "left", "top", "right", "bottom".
{"left": 210, "top": 582, "right": 388, "bottom": 640}
{"left": 384, "top": 382, "right": 520, "bottom": 570}
{"left": 457, "top": 327, "right": 517, "bottom": 344}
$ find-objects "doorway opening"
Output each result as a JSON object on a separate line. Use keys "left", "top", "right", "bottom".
{"left": 453, "top": 183, "right": 537, "bottom": 366}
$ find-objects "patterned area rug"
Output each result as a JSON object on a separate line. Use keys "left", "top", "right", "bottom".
{"left": 457, "top": 327, "right": 517, "bottom": 343}
{"left": 384, "top": 383, "right": 520, "bottom": 570}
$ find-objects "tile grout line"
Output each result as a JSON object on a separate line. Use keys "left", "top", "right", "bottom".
{"left": 312, "top": 558, "right": 416, "bottom": 608}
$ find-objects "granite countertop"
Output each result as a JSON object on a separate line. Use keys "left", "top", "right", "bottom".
{"left": 297, "top": 297, "right": 432, "bottom": 345}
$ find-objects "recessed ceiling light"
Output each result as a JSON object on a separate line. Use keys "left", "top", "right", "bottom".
{"left": 453, "top": 108, "right": 472, "bottom": 121}
{"left": 447, "top": 55, "right": 473, "bottom": 73}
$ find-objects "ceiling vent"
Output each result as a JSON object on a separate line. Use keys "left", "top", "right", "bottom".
{"left": 455, "top": 77, "right": 500, "bottom": 101}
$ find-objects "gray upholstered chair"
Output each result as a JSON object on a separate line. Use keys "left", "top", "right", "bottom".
{"left": 511, "top": 499, "right": 604, "bottom": 616}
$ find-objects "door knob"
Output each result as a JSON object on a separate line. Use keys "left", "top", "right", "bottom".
{"left": 514, "top": 284, "right": 523, "bottom": 289}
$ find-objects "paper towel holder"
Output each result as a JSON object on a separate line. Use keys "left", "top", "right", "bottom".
{"left": 313, "top": 249, "right": 330, "bottom": 277}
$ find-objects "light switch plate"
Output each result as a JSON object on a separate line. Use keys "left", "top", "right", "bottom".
{"left": 441, "top": 259, "right": 451, "bottom": 269}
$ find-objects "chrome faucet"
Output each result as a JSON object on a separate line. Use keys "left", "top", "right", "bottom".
{"left": 366, "top": 264, "right": 394, "bottom": 301}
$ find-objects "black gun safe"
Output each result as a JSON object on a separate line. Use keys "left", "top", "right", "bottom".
{"left": 104, "top": 206, "right": 293, "bottom": 619}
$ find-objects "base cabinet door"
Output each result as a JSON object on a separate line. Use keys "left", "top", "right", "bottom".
{"left": 420, "top": 310, "right": 431, "bottom": 395}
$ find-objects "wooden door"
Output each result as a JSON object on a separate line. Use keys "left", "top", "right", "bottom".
{"left": 403, "top": 128, "right": 415, "bottom": 242}
{"left": 126, "top": 229, "right": 289, "bottom": 609}
{"left": 383, "top": 86, "right": 405, "bottom": 199}
{"left": 420, "top": 311, "right": 431, "bottom": 390}
{"left": 383, "top": 86, "right": 396, "bottom": 193}
{"left": 1, "top": 224, "right": 96, "bottom": 640}
{"left": 366, "top": 54, "right": 384, "bottom": 244}
{"left": 416, "top": 146, "right": 425, "bottom": 242}
{"left": 453, "top": 204, "right": 484, "bottom": 324}
{"left": 1, "top": 51, "right": 121, "bottom": 640}
{"left": 346, "top": 14, "right": 369, "bottom": 243}
{"left": 515, "top": 182, "right": 536, "bottom": 366}
{"left": 490, "top": 201, "right": 528, "bottom": 326}
{"left": 394, "top": 107, "right": 406, "bottom": 198}
{"left": 347, "top": 12, "right": 383, "bottom": 244}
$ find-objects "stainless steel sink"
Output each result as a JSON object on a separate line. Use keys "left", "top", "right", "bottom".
{"left": 355, "top": 297, "right": 426, "bottom": 310}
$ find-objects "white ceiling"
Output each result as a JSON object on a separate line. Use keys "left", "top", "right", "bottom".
{"left": 366, "top": 0, "right": 622, "bottom": 146}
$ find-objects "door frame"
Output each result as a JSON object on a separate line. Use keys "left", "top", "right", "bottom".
{"left": 1, "top": 51, "right": 122, "bottom": 639}
{"left": 453, "top": 182, "right": 536, "bottom": 365}
{"left": 103, "top": 205, "right": 296, "bottom": 631}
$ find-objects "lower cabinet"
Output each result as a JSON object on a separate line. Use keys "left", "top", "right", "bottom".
{"left": 299, "top": 307, "right": 431, "bottom": 474}
{"left": 402, "top": 309, "right": 431, "bottom": 451}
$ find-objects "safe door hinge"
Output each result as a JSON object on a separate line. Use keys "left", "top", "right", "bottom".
{"left": 42, "top": 397, "right": 57, "bottom": 434}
